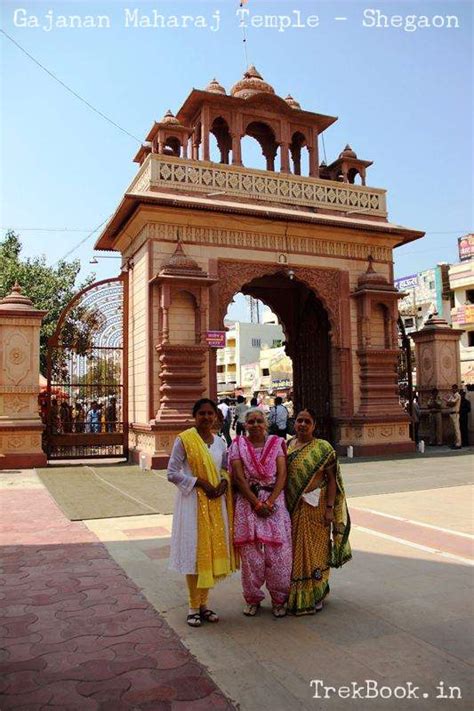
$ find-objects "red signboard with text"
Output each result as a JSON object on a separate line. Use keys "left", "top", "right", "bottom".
{"left": 205, "top": 331, "right": 226, "bottom": 348}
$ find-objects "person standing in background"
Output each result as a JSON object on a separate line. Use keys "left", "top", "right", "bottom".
{"left": 218, "top": 398, "right": 232, "bottom": 446}
{"left": 233, "top": 395, "right": 249, "bottom": 436}
{"left": 445, "top": 384, "right": 461, "bottom": 450}
{"left": 268, "top": 396, "right": 288, "bottom": 438}
{"left": 411, "top": 395, "right": 421, "bottom": 444}
{"left": 460, "top": 390, "right": 471, "bottom": 447}
{"left": 427, "top": 388, "right": 443, "bottom": 446}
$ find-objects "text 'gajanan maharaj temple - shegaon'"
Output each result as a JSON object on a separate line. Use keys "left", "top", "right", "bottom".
{"left": 95, "top": 66, "right": 424, "bottom": 467}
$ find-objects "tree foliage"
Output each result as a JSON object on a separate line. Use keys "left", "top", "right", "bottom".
{"left": 77, "top": 357, "right": 121, "bottom": 399}
{"left": 0, "top": 230, "right": 100, "bottom": 375}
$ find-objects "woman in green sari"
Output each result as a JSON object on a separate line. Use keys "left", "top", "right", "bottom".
{"left": 286, "top": 408, "right": 351, "bottom": 615}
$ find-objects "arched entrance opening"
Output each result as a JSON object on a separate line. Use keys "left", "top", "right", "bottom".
{"left": 218, "top": 272, "right": 333, "bottom": 440}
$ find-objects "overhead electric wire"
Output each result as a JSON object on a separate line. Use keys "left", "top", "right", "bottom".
{"left": 52, "top": 217, "right": 110, "bottom": 266}
{"left": 1, "top": 227, "right": 94, "bottom": 233}
{"left": 0, "top": 29, "right": 141, "bottom": 144}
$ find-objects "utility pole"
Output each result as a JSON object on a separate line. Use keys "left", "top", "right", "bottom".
{"left": 247, "top": 296, "right": 260, "bottom": 323}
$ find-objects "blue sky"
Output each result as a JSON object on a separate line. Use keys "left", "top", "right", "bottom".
{"left": 1, "top": 0, "right": 472, "bottom": 320}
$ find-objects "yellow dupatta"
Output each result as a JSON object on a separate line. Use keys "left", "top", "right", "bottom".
{"left": 180, "top": 428, "right": 237, "bottom": 588}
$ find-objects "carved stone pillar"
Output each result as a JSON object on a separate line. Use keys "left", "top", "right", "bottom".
{"left": 201, "top": 106, "right": 210, "bottom": 161}
{"left": 0, "top": 284, "right": 47, "bottom": 468}
{"left": 340, "top": 260, "right": 414, "bottom": 455}
{"left": 231, "top": 133, "right": 242, "bottom": 166}
{"left": 156, "top": 344, "right": 207, "bottom": 422}
{"left": 308, "top": 146, "right": 318, "bottom": 178}
{"left": 411, "top": 315, "right": 463, "bottom": 442}
{"left": 280, "top": 141, "right": 290, "bottom": 173}
{"left": 128, "top": 241, "right": 217, "bottom": 468}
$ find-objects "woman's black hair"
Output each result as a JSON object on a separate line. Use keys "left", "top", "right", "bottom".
{"left": 297, "top": 407, "right": 318, "bottom": 424}
{"left": 192, "top": 398, "right": 219, "bottom": 417}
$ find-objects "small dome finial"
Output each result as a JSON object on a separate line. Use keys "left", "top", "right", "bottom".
{"left": 205, "top": 78, "right": 226, "bottom": 95}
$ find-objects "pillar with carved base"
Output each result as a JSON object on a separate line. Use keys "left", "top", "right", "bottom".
{"left": 0, "top": 284, "right": 47, "bottom": 468}
{"left": 411, "top": 315, "right": 463, "bottom": 444}
{"left": 128, "top": 241, "right": 217, "bottom": 469}
{"left": 337, "top": 259, "right": 414, "bottom": 456}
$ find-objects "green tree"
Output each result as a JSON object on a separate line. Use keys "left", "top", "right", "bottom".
{"left": 0, "top": 230, "right": 100, "bottom": 375}
{"left": 77, "top": 357, "right": 121, "bottom": 399}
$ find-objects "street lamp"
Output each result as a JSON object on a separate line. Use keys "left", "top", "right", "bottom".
{"left": 89, "top": 255, "right": 121, "bottom": 264}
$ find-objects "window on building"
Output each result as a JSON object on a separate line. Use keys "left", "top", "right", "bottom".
{"left": 404, "top": 317, "right": 415, "bottom": 328}
{"left": 272, "top": 339, "right": 282, "bottom": 347}
{"left": 262, "top": 368, "right": 270, "bottom": 376}
{"left": 251, "top": 338, "right": 261, "bottom": 348}
{"left": 466, "top": 289, "right": 474, "bottom": 305}
{"left": 429, "top": 281, "right": 435, "bottom": 290}
{"left": 468, "top": 332, "right": 474, "bottom": 347}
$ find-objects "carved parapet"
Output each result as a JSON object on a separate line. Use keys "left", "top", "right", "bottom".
{"left": 129, "top": 154, "right": 387, "bottom": 217}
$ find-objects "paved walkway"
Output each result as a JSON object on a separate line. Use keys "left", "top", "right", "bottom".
{"left": 0, "top": 472, "right": 234, "bottom": 710}
{"left": 1, "top": 454, "right": 473, "bottom": 710}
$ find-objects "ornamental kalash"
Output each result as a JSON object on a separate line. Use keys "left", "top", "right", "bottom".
{"left": 95, "top": 67, "right": 424, "bottom": 467}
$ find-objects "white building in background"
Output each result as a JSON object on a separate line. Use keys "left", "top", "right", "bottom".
{"left": 216, "top": 320, "right": 284, "bottom": 396}
{"left": 450, "top": 234, "right": 474, "bottom": 384}
{"left": 396, "top": 263, "right": 451, "bottom": 334}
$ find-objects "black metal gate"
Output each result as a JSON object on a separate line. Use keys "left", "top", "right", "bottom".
{"left": 43, "top": 277, "right": 128, "bottom": 459}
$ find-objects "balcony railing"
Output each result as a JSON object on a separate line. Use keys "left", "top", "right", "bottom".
{"left": 224, "top": 348, "right": 236, "bottom": 362}
{"left": 129, "top": 155, "right": 387, "bottom": 217}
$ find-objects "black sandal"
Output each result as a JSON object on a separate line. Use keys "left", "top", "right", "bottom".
{"left": 200, "top": 608, "right": 219, "bottom": 623}
{"left": 187, "top": 612, "right": 202, "bottom": 627}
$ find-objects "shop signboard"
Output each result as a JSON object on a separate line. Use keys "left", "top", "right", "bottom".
{"left": 458, "top": 234, "right": 474, "bottom": 262}
{"left": 205, "top": 331, "right": 226, "bottom": 348}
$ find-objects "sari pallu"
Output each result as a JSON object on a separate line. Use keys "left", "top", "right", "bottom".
{"left": 229, "top": 435, "right": 289, "bottom": 547}
{"left": 286, "top": 438, "right": 351, "bottom": 615}
{"left": 180, "top": 428, "right": 238, "bottom": 589}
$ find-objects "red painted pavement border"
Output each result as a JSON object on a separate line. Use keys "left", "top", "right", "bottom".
{"left": 351, "top": 507, "right": 473, "bottom": 559}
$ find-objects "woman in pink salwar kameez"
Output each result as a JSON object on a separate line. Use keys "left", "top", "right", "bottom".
{"left": 229, "top": 408, "right": 292, "bottom": 617}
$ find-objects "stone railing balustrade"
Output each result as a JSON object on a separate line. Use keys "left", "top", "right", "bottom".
{"left": 129, "top": 155, "right": 387, "bottom": 217}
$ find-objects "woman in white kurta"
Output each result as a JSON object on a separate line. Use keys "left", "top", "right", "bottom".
{"left": 167, "top": 398, "right": 237, "bottom": 627}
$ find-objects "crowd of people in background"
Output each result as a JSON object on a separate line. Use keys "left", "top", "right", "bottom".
{"left": 403, "top": 384, "right": 471, "bottom": 449}
{"left": 217, "top": 393, "right": 295, "bottom": 444}
{"left": 40, "top": 396, "right": 119, "bottom": 434}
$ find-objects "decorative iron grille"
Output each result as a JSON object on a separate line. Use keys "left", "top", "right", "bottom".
{"left": 43, "top": 277, "right": 128, "bottom": 459}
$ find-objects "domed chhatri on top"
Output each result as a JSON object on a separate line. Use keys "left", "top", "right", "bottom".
{"left": 340, "top": 144, "right": 357, "bottom": 159}
{"left": 205, "top": 78, "right": 226, "bottom": 95}
{"left": 285, "top": 94, "right": 301, "bottom": 110}
{"left": 134, "top": 69, "right": 377, "bottom": 182}
{"left": 159, "top": 240, "right": 205, "bottom": 278}
{"left": 357, "top": 256, "right": 392, "bottom": 290}
{"left": 161, "top": 109, "right": 181, "bottom": 125}
{"left": 230, "top": 65, "right": 276, "bottom": 99}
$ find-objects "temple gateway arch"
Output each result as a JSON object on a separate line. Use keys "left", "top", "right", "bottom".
{"left": 95, "top": 68, "right": 423, "bottom": 467}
